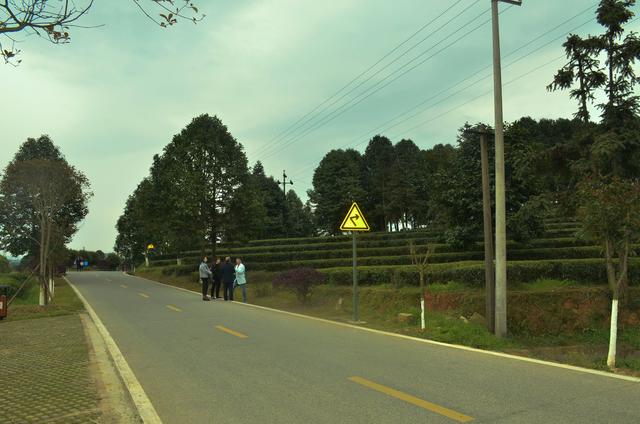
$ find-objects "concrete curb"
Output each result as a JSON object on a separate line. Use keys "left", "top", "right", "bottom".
{"left": 65, "top": 276, "right": 163, "bottom": 423}
{"left": 124, "top": 272, "right": 640, "bottom": 384}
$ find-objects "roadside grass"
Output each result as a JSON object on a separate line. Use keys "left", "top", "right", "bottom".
{"left": 133, "top": 268, "right": 639, "bottom": 376}
{"left": 6, "top": 277, "right": 84, "bottom": 322}
{"left": 511, "top": 278, "right": 577, "bottom": 292}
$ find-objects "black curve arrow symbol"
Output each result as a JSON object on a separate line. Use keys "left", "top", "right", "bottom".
{"left": 350, "top": 214, "right": 359, "bottom": 226}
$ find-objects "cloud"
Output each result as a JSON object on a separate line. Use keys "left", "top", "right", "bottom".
{"left": 2, "top": 0, "right": 637, "bottom": 251}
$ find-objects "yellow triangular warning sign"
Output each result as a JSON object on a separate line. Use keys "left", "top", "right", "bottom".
{"left": 340, "top": 202, "right": 370, "bottom": 232}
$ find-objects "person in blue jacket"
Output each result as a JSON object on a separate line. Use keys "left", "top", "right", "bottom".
{"left": 234, "top": 257, "right": 247, "bottom": 303}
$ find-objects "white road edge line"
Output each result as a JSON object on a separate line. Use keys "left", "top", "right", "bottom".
{"left": 123, "top": 272, "right": 640, "bottom": 383}
{"left": 65, "top": 276, "right": 163, "bottom": 423}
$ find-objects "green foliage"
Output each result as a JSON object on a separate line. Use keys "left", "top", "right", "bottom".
{"left": 67, "top": 249, "right": 121, "bottom": 270}
{"left": 0, "top": 255, "right": 11, "bottom": 273}
{"left": 115, "top": 114, "right": 250, "bottom": 258}
{"left": 577, "top": 176, "right": 640, "bottom": 297}
{"left": 0, "top": 272, "right": 28, "bottom": 299}
{"left": 308, "top": 149, "right": 366, "bottom": 235}
{"left": 507, "top": 197, "right": 547, "bottom": 243}
{"left": 0, "top": 136, "right": 91, "bottom": 260}
{"left": 547, "top": 34, "right": 606, "bottom": 122}
{"left": 318, "top": 258, "right": 640, "bottom": 287}
{"left": 362, "top": 135, "right": 395, "bottom": 231}
{"left": 386, "top": 139, "right": 424, "bottom": 229}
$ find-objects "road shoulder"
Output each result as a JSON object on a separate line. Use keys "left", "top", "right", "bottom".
{"left": 80, "top": 313, "right": 142, "bottom": 423}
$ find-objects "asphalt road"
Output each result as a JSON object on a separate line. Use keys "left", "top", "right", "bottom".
{"left": 66, "top": 271, "right": 639, "bottom": 424}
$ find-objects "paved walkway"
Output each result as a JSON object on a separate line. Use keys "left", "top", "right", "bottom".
{"left": 0, "top": 314, "right": 103, "bottom": 423}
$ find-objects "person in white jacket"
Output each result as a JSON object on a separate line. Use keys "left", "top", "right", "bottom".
{"left": 234, "top": 258, "right": 247, "bottom": 303}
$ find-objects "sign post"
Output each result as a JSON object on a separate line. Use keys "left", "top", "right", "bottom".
{"left": 145, "top": 243, "right": 155, "bottom": 267}
{"left": 340, "top": 202, "right": 370, "bottom": 323}
{"left": 352, "top": 233, "right": 358, "bottom": 321}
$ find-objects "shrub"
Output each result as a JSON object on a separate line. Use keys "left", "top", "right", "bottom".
{"left": 0, "top": 255, "right": 11, "bottom": 273}
{"left": 318, "top": 258, "right": 640, "bottom": 287}
{"left": 272, "top": 267, "right": 324, "bottom": 304}
{"left": 508, "top": 198, "right": 546, "bottom": 243}
{"left": 0, "top": 272, "right": 28, "bottom": 298}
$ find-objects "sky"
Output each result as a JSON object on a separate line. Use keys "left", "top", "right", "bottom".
{"left": 1, "top": 0, "right": 639, "bottom": 252}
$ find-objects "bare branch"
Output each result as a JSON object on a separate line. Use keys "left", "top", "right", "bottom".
{"left": 1, "top": 0, "right": 204, "bottom": 65}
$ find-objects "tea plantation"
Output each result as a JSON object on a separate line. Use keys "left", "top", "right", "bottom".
{"left": 145, "top": 220, "right": 639, "bottom": 287}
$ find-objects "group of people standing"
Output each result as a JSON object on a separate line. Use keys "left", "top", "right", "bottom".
{"left": 199, "top": 256, "right": 247, "bottom": 303}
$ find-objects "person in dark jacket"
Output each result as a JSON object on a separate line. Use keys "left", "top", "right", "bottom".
{"left": 210, "top": 257, "right": 222, "bottom": 300}
{"left": 221, "top": 257, "right": 235, "bottom": 301}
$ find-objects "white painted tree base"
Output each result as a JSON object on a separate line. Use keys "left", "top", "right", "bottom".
{"left": 39, "top": 285, "right": 45, "bottom": 306}
{"left": 420, "top": 299, "right": 426, "bottom": 330}
{"left": 607, "top": 298, "right": 618, "bottom": 369}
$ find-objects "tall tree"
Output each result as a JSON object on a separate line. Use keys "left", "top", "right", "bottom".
{"left": 576, "top": 176, "right": 640, "bottom": 368}
{"left": 284, "top": 190, "right": 315, "bottom": 238}
{"left": 153, "top": 114, "right": 248, "bottom": 256}
{"left": 225, "top": 176, "right": 268, "bottom": 243}
{"left": 308, "top": 149, "right": 365, "bottom": 235}
{"left": 0, "top": 145, "right": 91, "bottom": 305}
{"left": 250, "top": 161, "right": 286, "bottom": 238}
{"left": 594, "top": 0, "right": 640, "bottom": 126}
{"left": 587, "top": 0, "right": 640, "bottom": 178}
{"left": 415, "top": 143, "right": 457, "bottom": 228}
{"left": 547, "top": 34, "right": 606, "bottom": 122}
{"left": 387, "top": 139, "right": 423, "bottom": 230}
{"left": 362, "top": 135, "right": 394, "bottom": 231}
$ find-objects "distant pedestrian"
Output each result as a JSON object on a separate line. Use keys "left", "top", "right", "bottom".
{"left": 75, "top": 256, "right": 82, "bottom": 272}
{"left": 199, "top": 256, "right": 212, "bottom": 301}
{"left": 234, "top": 257, "right": 247, "bottom": 303}
{"left": 210, "top": 257, "right": 222, "bottom": 300}
{"left": 222, "top": 257, "right": 235, "bottom": 301}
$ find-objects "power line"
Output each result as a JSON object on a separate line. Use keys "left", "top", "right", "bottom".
{"left": 390, "top": 54, "right": 568, "bottom": 139}
{"left": 260, "top": 5, "right": 500, "bottom": 160}
{"left": 288, "top": 5, "right": 601, "bottom": 179}
{"left": 260, "top": 4, "right": 492, "bottom": 159}
{"left": 257, "top": 1, "right": 483, "bottom": 158}
{"left": 251, "top": 0, "right": 473, "bottom": 157}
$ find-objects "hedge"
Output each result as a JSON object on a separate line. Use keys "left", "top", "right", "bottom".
{"left": 318, "top": 258, "right": 640, "bottom": 287}
{"left": 153, "top": 236, "right": 597, "bottom": 262}
{"left": 149, "top": 243, "right": 622, "bottom": 271}
{"left": 153, "top": 236, "right": 443, "bottom": 260}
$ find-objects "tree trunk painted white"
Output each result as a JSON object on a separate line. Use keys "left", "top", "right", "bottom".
{"left": 144, "top": 253, "right": 149, "bottom": 267}
{"left": 607, "top": 298, "right": 619, "bottom": 369}
{"left": 39, "top": 284, "right": 46, "bottom": 306}
{"left": 420, "top": 298, "right": 426, "bottom": 331}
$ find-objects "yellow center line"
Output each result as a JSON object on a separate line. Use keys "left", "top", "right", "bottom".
{"left": 120, "top": 284, "right": 128, "bottom": 289}
{"left": 166, "top": 305, "right": 182, "bottom": 312}
{"left": 215, "top": 325, "right": 248, "bottom": 339}
{"left": 348, "top": 376, "right": 474, "bottom": 423}
{"left": 138, "top": 293, "right": 149, "bottom": 298}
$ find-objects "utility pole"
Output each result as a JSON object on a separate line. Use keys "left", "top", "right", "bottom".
{"left": 492, "top": 0, "right": 521, "bottom": 337}
{"left": 464, "top": 127, "right": 495, "bottom": 333}
{"left": 276, "top": 170, "right": 293, "bottom": 235}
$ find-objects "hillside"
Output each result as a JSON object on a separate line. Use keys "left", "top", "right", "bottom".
{"left": 145, "top": 220, "right": 639, "bottom": 287}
